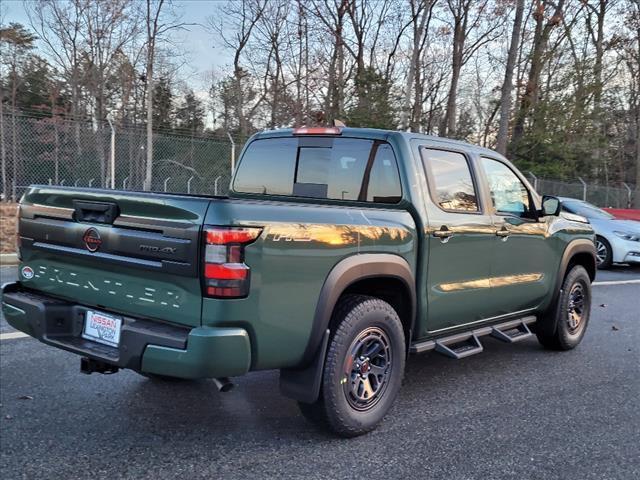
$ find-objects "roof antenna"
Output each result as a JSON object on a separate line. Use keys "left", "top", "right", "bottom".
{"left": 333, "top": 119, "right": 346, "bottom": 127}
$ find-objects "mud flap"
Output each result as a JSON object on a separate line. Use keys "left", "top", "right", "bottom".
{"left": 279, "top": 329, "right": 330, "bottom": 404}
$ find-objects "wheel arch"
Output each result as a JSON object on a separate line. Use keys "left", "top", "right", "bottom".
{"left": 279, "top": 253, "right": 416, "bottom": 403}
{"left": 556, "top": 238, "right": 597, "bottom": 294}
{"left": 539, "top": 238, "right": 596, "bottom": 337}
{"left": 304, "top": 253, "right": 416, "bottom": 365}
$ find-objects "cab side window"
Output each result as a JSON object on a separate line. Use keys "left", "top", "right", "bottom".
{"left": 421, "top": 148, "right": 479, "bottom": 212}
{"left": 480, "top": 157, "right": 533, "bottom": 218}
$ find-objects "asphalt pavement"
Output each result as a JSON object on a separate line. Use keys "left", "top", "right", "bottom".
{"left": 1, "top": 265, "right": 639, "bottom": 479}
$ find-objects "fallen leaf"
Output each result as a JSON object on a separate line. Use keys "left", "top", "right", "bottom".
{"left": 18, "top": 395, "right": 33, "bottom": 400}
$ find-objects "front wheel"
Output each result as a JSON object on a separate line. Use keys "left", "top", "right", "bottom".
{"left": 298, "top": 295, "right": 406, "bottom": 437}
{"left": 536, "top": 265, "right": 592, "bottom": 350}
{"left": 595, "top": 236, "right": 613, "bottom": 269}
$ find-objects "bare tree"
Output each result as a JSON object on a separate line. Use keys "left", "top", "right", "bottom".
{"left": 309, "top": 0, "right": 349, "bottom": 123}
{"left": 400, "top": 0, "right": 438, "bottom": 130}
{"left": 208, "top": 0, "right": 267, "bottom": 138}
{"left": 28, "top": 0, "right": 87, "bottom": 154}
{"left": 496, "top": 0, "right": 525, "bottom": 155}
{"left": 440, "top": 0, "right": 502, "bottom": 137}
{"left": 142, "top": 0, "right": 189, "bottom": 191}
{"left": 79, "top": 0, "right": 139, "bottom": 186}
{"left": 626, "top": 0, "right": 640, "bottom": 206}
{"left": 511, "top": 0, "right": 566, "bottom": 146}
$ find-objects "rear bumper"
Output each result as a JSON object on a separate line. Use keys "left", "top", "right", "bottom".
{"left": 1, "top": 282, "right": 251, "bottom": 379}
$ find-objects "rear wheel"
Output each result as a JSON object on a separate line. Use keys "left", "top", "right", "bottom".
{"left": 297, "top": 294, "right": 405, "bottom": 437}
{"left": 536, "top": 265, "right": 591, "bottom": 350}
{"left": 595, "top": 236, "right": 612, "bottom": 269}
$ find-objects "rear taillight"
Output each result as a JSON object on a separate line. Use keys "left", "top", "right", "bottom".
{"left": 202, "top": 226, "right": 262, "bottom": 298}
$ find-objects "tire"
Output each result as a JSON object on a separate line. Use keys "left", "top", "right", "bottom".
{"left": 595, "top": 236, "right": 613, "bottom": 269}
{"left": 536, "top": 265, "right": 591, "bottom": 350}
{"left": 298, "top": 294, "right": 406, "bottom": 437}
{"left": 298, "top": 399, "right": 329, "bottom": 427}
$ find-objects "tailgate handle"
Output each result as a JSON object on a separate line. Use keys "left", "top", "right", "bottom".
{"left": 73, "top": 201, "right": 119, "bottom": 224}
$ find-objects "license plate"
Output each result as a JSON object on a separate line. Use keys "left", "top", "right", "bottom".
{"left": 82, "top": 310, "right": 122, "bottom": 347}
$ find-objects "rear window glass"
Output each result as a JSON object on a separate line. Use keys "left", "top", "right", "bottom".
{"left": 233, "top": 138, "right": 297, "bottom": 195}
{"left": 233, "top": 137, "right": 401, "bottom": 203}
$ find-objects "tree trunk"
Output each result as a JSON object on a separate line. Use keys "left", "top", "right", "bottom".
{"left": 496, "top": 0, "right": 525, "bottom": 155}
{"left": 235, "top": 66, "right": 247, "bottom": 137}
{"left": 52, "top": 95, "right": 60, "bottom": 184}
{"left": 295, "top": 1, "right": 304, "bottom": 126}
{"left": 635, "top": 117, "right": 640, "bottom": 208}
{"left": 512, "top": 0, "right": 565, "bottom": 146}
{"left": 442, "top": 28, "right": 464, "bottom": 137}
{"left": 143, "top": 58, "right": 154, "bottom": 191}
{"left": 589, "top": 1, "right": 607, "bottom": 186}
{"left": 0, "top": 97, "right": 6, "bottom": 201}
{"left": 11, "top": 107, "right": 18, "bottom": 200}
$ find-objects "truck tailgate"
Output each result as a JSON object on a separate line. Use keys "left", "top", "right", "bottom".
{"left": 17, "top": 186, "right": 212, "bottom": 327}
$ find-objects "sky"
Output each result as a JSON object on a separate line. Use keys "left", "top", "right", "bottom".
{"left": 1, "top": 0, "right": 232, "bottom": 92}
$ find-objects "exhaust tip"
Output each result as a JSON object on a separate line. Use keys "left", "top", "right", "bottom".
{"left": 80, "top": 357, "right": 119, "bottom": 375}
{"left": 212, "top": 377, "right": 235, "bottom": 392}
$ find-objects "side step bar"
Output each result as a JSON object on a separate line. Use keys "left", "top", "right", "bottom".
{"left": 410, "top": 315, "right": 536, "bottom": 358}
{"left": 490, "top": 318, "right": 533, "bottom": 343}
{"left": 435, "top": 333, "right": 483, "bottom": 359}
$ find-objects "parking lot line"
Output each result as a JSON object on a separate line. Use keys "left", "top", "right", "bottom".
{"left": 0, "top": 331, "right": 29, "bottom": 341}
{"left": 593, "top": 279, "right": 640, "bottom": 286}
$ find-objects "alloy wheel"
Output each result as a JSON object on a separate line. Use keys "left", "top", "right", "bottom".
{"left": 595, "top": 239, "right": 608, "bottom": 265}
{"left": 342, "top": 327, "right": 392, "bottom": 411}
{"left": 567, "top": 283, "right": 586, "bottom": 333}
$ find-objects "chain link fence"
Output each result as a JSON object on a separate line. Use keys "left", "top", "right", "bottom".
{"left": 0, "top": 112, "right": 637, "bottom": 208}
{"left": 527, "top": 174, "right": 636, "bottom": 209}
{"left": 0, "top": 112, "right": 237, "bottom": 201}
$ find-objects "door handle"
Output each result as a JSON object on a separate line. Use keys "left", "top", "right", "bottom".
{"left": 495, "top": 226, "right": 510, "bottom": 239}
{"left": 432, "top": 226, "right": 453, "bottom": 243}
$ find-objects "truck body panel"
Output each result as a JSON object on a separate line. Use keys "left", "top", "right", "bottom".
{"left": 202, "top": 199, "right": 416, "bottom": 369}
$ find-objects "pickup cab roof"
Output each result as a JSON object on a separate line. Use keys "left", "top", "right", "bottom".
{"left": 249, "top": 127, "right": 507, "bottom": 160}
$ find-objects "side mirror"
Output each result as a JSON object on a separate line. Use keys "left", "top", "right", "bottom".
{"left": 541, "top": 195, "right": 561, "bottom": 216}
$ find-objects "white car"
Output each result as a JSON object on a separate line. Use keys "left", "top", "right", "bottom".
{"left": 560, "top": 197, "right": 640, "bottom": 269}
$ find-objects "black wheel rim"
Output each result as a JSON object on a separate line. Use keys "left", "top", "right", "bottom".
{"left": 567, "top": 283, "right": 586, "bottom": 333}
{"left": 595, "top": 240, "right": 607, "bottom": 265}
{"left": 342, "top": 327, "right": 392, "bottom": 412}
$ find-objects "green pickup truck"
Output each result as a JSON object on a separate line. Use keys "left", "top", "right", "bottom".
{"left": 2, "top": 127, "right": 596, "bottom": 436}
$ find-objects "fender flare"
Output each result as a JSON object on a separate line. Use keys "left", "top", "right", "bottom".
{"left": 302, "top": 253, "right": 416, "bottom": 365}
{"left": 540, "top": 238, "right": 596, "bottom": 335}
{"left": 279, "top": 253, "right": 416, "bottom": 403}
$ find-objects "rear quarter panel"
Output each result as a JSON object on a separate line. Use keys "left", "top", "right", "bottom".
{"left": 202, "top": 200, "right": 417, "bottom": 370}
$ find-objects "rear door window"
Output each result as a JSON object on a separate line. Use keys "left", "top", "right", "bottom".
{"left": 233, "top": 137, "right": 401, "bottom": 203}
{"left": 420, "top": 148, "right": 479, "bottom": 212}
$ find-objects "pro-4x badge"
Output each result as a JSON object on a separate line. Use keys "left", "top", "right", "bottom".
{"left": 83, "top": 228, "right": 102, "bottom": 252}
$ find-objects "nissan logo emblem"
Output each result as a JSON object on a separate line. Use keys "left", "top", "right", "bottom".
{"left": 83, "top": 228, "right": 102, "bottom": 252}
